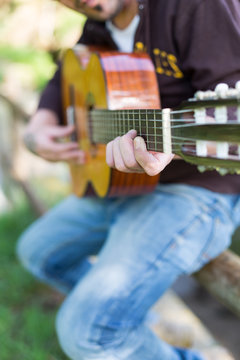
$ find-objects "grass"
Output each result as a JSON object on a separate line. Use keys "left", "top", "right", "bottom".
{"left": 0, "top": 202, "right": 68, "bottom": 360}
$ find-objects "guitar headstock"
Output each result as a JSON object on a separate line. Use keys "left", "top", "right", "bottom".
{"left": 174, "top": 81, "right": 240, "bottom": 175}
{"left": 182, "top": 81, "right": 240, "bottom": 107}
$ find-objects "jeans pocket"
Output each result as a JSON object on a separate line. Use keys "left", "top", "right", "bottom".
{"left": 159, "top": 212, "right": 211, "bottom": 273}
{"left": 192, "top": 216, "right": 234, "bottom": 272}
{"left": 159, "top": 205, "right": 234, "bottom": 274}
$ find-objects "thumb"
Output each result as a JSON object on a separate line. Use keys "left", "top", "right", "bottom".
{"left": 48, "top": 125, "right": 76, "bottom": 139}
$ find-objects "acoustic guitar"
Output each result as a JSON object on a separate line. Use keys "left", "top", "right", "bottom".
{"left": 62, "top": 45, "right": 240, "bottom": 198}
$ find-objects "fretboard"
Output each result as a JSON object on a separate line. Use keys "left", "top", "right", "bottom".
{"left": 91, "top": 109, "right": 174, "bottom": 153}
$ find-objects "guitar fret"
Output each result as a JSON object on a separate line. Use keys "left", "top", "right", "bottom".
{"left": 113, "top": 111, "right": 116, "bottom": 139}
{"left": 113, "top": 111, "right": 115, "bottom": 139}
{"left": 139, "top": 109, "right": 141, "bottom": 136}
{"left": 118, "top": 111, "right": 121, "bottom": 135}
{"left": 109, "top": 111, "right": 112, "bottom": 141}
{"left": 122, "top": 110, "right": 126, "bottom": 134}
{"left": 115, "top": 111, "right": 117, "bottom": 136}
{"left": 129, "top": 110, "right": 133, "bottom": 132}
{"left": 154, "top": 110, "right": 157, "bottom": 150}
{"left": 116, "top": 111, "right": 119, "bottom": 138}
{"left": 146, "top": 109, "right": 149, "bottom": 147}
{"left": 162, "top": 108, "right": 172, "bottom": 154}
{"left": 147, "top": 113, "right": 153, "bottom": 151}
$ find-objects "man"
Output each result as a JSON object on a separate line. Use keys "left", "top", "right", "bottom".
{"left": 17, "top": 1, "right": 240, "bottom": 359}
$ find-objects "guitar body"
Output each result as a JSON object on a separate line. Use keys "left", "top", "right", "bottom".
{"left": 62, "top": 46, "right": 160, "bottom": 197}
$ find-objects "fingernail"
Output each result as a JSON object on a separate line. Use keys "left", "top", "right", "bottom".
{"left": 134, "top": 137, "right": 145, "bottom": 150}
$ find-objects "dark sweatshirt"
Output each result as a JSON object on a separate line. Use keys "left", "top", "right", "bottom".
{"left": 38, "top": 0, "right": 240, "bottom": 193}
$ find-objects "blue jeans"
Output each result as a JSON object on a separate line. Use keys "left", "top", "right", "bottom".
{"left": 17, "top": 184, "right": 240, "bottom": 360}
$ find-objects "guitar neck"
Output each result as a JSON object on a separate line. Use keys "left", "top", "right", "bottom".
{"left": 90, "top": 108, "right": 240, "bottom": 169}
{"left": 91, "top": 108, "right": 173, "bottom": 153}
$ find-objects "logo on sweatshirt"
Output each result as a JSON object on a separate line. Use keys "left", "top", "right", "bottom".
{"left": 135, "top": 42, "right": 184, "bottom": 79}
{"left": 153, "top": 48, "right": 184, "bottom": 79}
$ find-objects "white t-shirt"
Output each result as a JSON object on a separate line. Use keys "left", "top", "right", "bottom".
{"left": 106, "top": 15, "right": 140, "bottom": 53}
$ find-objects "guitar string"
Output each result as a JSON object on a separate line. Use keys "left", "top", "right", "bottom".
{"left": 77, "top": 139, "right": 239, "bottom": 159}
{"left": 91, "top": 110, "right": 236, "bottom": 118}
{"left": 91, "top": 140, "right": 198, "bottom": 148}
{"left": 91, "top": 128, "right": 236, "bottom": 143}
{"left": 90, "top": 117, "right": 236, "bottom": 126}
{"left": 91, "top": 115, "right": 204, "bottom": 123}
{"left": 89, "top": 133, "right": 238, "bottom": 153}
{"left": 88, "top": 137, "right": 236, "bottom": 152}
{"left": 91, "top": 108, "right": 236, "bottom": 115}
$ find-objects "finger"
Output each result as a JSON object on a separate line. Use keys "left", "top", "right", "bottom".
{"left": 42, "top": 140, "right": 80, "bottom": 154}
{"left": 112, "top": 137, "right": 132, "bottom": 172}
{"left": 60, "top": 150, "right": 86, "bottom": 164}
{"left": 119, "top": 130, "right": 143, "bottom": 171}
{"left": 106, "top": 140, "right": 115, "bottom": 167}
{"left": 48, "top": 125, "right": 76, "bottom": 139}
{"left": 150, "top": 151, "right": 175, "bottom": 170}
{"left": 134, "top": 136, "right": 174, "bottom": 176}
{"left": 39, "top": 139, "right": 83, "bottom": 161}
{"left": 43, "top": 149, "right": 85, "bottom": 163}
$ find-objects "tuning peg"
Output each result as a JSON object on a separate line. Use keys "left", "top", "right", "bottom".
{"left": 194, "top": 90, "right": 216, "bottom": 100}
{"left": 194, "top": 91, "right": 205, "bottom": 100}
{"left": 215, "top": 83, "right": 229, "bottom": 99}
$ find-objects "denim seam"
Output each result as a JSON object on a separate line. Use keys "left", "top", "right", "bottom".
{"left": 156, "top": 211, "right": 213, "bottom": 273}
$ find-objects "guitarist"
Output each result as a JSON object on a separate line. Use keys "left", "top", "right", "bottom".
{"left": 18, "top": 1, "right": 240, "bottom": 359}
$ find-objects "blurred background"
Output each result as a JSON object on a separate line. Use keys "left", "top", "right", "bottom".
{"left": 0, "top": 1, "right": 240, "bottom": 359}
{"left": 0, "top": 0, "right": 86, "bottom": 215}
{"left": 0, "top": 1, "right": 84, "bottom": 359}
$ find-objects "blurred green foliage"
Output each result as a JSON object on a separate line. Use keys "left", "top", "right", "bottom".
{"left": 0, "top": 45, "right": 56, "bottom": 91}
{"left": 0, "top": 0, "right": 85, "bottom": 92}
{"left": 0, "top": 202, "right": 68, "bottom": 360}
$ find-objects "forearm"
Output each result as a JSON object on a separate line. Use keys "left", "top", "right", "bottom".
{"left": 23, "top": 109, "right": 59, "bottom": 154}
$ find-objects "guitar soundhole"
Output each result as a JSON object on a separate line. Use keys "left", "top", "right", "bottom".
{"left": 67, "top": 84, "right": 78, "bottom": 142}
{"left": 88, "top": 109, "right": 98, "bottom": 158}
{"left": 86, "top": 93, "right": 98, "bottom": 158}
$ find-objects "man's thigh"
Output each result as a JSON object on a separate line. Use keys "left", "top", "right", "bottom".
{"left": 100, "top": 184, "right": 236, "bottom": 274}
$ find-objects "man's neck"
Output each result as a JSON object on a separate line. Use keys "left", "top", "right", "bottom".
{"left": 111, "top": 0, "right": 138, "bottom": 30}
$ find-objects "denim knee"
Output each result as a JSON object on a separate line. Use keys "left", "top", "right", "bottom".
{"left": 16, "top": 224, "right": 50, "bottom": 280}
{"left": 16, "top": 228, "right": 36, "bottom": 274}
{"left": 56, "top": 294, "right": 118, "bottom": 360}
{"left": 56, "top": 267, "right": 138, "bottom": 358}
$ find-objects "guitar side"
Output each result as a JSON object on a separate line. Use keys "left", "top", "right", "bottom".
{"left": 62, "top": 47, "right": 160, "bottom": 197}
